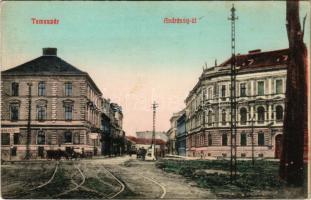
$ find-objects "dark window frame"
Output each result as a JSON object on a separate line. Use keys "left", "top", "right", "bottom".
{"left": 221, "top": 110, "right": 226, "bottom": 125}
{"left": 222, "top": 134, "right": 228, "bottom": 146}
{"left": 240, "top": 83, "right": 246, "bottom": 97}
{"left": 257, "top": 106, "right": 265, "bottom": 123}
{"left": 65, "top": 105, "right": 73, "bottom": 121}
{"left": 65, "top": 82, "right": 73, "bottom": 96}
{"left": 37, "top": 131, "right": 46, "bottom": 145}
{"left": 208, "top": 133, "right": 212, "bottom": 146}
{"left": 275, "top": 79, "right": 283, "bottom": 94}
{"left": 240, "top": 133, "right": 247, "bottom": 146}
{"left": 11, "top": 147, "right": 17, "bottom": 156}
{"left": 258, "top": 132, "right": 265, "bottom": 146}
{"left": 11, "top": 82, "right": 19, "bottom": 96}
{"left": 37, "top": 106, "right": 47, "bottom": 121}
{"left": 64, "top": 132, "right": 73, "bottom": 143}
{"left": 240, "top": 108, "right": 247, "bottom": 125}
{"left": 257, "top": 81, "right": 265, "bottom": 96}
{"left": 38, "top": 81, "right": 46, "bottom": 96}
{"left": 221, "top": 85, "right": 226, "bottom": 98}
{"left": 13, "top": 133, "right": 20, "bottom": 145}
{"left": 1, "top": 133, "right": 10, "bottom": 145}
{"left": 276, "top": 105, "right": 283, "bottom": 121}
{"left": 10, "top": 104, "right": 19, "bottom": 121}
{"left": 208, "top": 111, "right": 213, "bottom": 126}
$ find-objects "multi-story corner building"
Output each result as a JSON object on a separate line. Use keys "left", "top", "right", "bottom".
{"left": 185, "top": 48, "right": 287, "bottom": 158}
{"left": 100, "top": 99, "right": 125, "bottom": 156}
{"left": 176, "top": 110, "right": 186, "bottom": 156}
{"left": 1, "top": 48, "right": 103, "bottom": 160}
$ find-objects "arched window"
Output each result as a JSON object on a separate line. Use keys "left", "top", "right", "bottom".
{"left": 64, "top": 132, "right": 72, "bottom": 143}
{"left": 276, "top": 106, "right": 283, "bottom": 121}
{"left": 221, "top": 110, "right": 226, "bottom": 125}
{"left": 257, "top": 106, "right": 265, "bottom": 123}
{"left": 208, "top": 133, "right": 212, "bottom": 146}
{"left": 208, "top": 111, "right": 213, "bottom": 126}
{"left": 240, "top": 108, "right": 247, "bottom": 125}
{"left": 222, "top": 134, "right": 228, "bottom": 146}
{"left": 37, "top": 131, "right": 45, "bottom": 145}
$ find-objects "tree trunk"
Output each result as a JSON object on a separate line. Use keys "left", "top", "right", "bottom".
{"left": 279, "top": 0, "right": 308, "bottom": 186}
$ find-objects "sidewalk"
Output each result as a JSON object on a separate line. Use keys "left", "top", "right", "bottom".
{"left": 164, "top": 154, "right": 280, "bottom": 162}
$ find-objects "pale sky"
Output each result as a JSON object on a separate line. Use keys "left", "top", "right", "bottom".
{"left": 1, "top": 1, "right": 310, "bottom": 136}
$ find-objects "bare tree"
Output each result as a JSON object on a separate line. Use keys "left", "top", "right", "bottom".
{"left": 280, "top": 0, "right": 308, "bottom": 186}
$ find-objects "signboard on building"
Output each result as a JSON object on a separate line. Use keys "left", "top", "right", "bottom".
{"left": 1, "top": 128, "right": 20, "bottom": 134}
{"left": 89, "top": 133, "right": 99, "bottom": 139}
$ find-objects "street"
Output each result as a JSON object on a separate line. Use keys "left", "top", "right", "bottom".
{"left": 1, "top": 156, "right": 215, "bottom": 199}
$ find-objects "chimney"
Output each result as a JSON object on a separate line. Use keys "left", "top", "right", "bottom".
{"left": 248, "top": 49, "right": 261, "bottom": 54}
{"left": 43, "top": 48, "right": 57, "bottom": 56}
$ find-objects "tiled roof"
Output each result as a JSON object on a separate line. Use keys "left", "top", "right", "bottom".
{"left": 219, "top": 48, "right": 289, "bottom": 70}
{"left": 2, "top": 56, "right": 87, "bottom": 75}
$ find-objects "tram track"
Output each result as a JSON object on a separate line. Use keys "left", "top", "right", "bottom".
{"left": 53, "top": 164, "right": 85, "bottom": 198}
{"left": 106, "top": 164, "right": 167, "bottom": 199}
{"left": 29, "top": 161, "right": 59, "bottom": 191}
{"left": 101, "top": 165, "right": 126, "bottom": 199}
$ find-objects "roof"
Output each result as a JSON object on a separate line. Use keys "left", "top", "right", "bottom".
{"left": 2, "top": 56, "right": 87, "bottom": 76}
{"left": 2, "top": 49, "right": 102, "bottom": 95}
{"left": 219, "top": 48, "right": 289, "bottom": 70}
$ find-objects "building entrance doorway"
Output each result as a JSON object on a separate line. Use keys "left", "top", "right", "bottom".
{"left": 38, "top": 146, "right": 44, "bottom": 158}
{"left": 275, "top": 134, "right": 283, "bottom": 159}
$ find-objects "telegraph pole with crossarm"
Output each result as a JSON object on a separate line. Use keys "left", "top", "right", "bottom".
{"left": 228, "top": 4, "right": 238, "bottom": 182}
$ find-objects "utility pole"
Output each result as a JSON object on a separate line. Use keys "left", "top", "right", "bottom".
{"left": 25, "top": 82, "right": 32, "bottom": 160}
{"left": 228, "top": 4, "right": 238, "bottom": 182}
{"left": 151, "top": 101, "right": 158, "bottom": 160}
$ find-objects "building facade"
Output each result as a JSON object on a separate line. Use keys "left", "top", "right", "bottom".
{"left": 100, "top": 99, "right": 125, "bottom": 156}
{"left": 185, "top": 49, "right": 287, "bottom": 158}
{"left": 176, "top": 111, "right": 186, "bottom": 156}
{"left": 1, "top": 48, "right": 103, "bottom": 160}
{"left": 166, "top": 112, "right": 183, "bottom": 155}
{"left": 131, "top": 131, "right": 168, "bottom": 157}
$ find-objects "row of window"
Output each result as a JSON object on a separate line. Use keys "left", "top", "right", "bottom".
{"left": 11, "top": 82, "right": 73, "bottom": 97}
{"left": 218, "top": 79, "right": 283, "bottom": 98}
{"left": 199, "top": 79, "right": 283, "bottom": 104}
{"left": 219, "top": 105, "right": 284, "bottom": 125}
{"left": 9, "top": 104, "right": 73, "bottom": 121}
{"left": 1, "top": 131, "right": 81, "bottom": 145}
{"left": 189, "top": 105, "right": 284, "bottom": 129}
{"left": 190, "top": 132, "right": 266, "bottom": 147}
{"left": 191, "top": 80, "right": 284, "bottom": 114}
